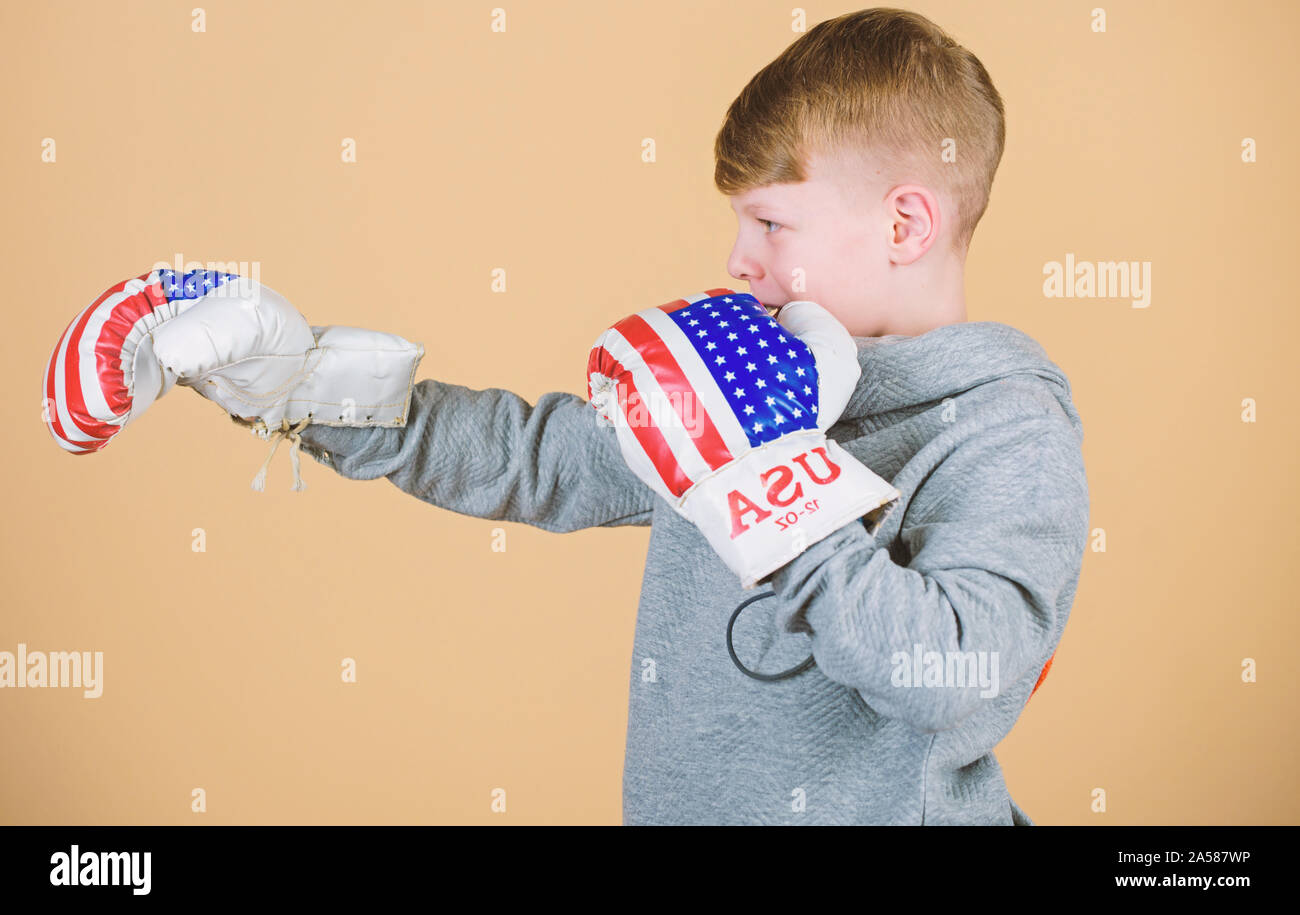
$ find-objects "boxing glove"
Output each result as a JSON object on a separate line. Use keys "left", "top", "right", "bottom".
{"left": 43, "top": 266, "right": 424, "bottom": 490}
{"left": 587, "top": 289, "right": 900, "bottom": 589}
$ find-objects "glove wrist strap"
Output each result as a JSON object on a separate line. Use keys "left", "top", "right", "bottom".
{"left": 680, "top": 432, "right": 900, "bottom": 589}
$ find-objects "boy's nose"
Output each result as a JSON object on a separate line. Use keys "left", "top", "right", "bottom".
{"left": 726, "top": 244, "right": 764, "bottom": 284}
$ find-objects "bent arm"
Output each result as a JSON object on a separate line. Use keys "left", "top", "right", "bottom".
{"left": 766, "top": 415, "right": 1090, "bottom": 734}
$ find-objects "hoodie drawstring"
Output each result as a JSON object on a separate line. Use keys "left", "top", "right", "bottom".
{"left": 727, "top": 590, "right": 816, "bottom": 682}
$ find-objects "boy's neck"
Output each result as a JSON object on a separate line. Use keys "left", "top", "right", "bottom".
{"left": 872, "top": 263, "right": 968, "bottom": 338}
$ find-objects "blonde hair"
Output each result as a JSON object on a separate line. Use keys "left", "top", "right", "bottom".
{"left": 713, "top": 8, "right": 1005, "bottom": 255}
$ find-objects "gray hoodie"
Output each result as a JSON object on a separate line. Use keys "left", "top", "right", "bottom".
{"left": 296, "top": 318, "right": 1090, "bottom": 825}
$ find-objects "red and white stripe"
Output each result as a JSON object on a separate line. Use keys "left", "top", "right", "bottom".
{"left": 587, "top": 289, "right": 755, "bottom": 499}
{"left": 43, "top": 270, "right": 175, "bottom": 454}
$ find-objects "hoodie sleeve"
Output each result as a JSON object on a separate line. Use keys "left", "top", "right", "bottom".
{"left": 293, "top": 378, "right": 657, "bottom": 531}
{"left": 765, "top": 412, "right": 1089, "bottom": 734}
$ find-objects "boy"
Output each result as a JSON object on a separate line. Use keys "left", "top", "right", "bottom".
{"left": 295, "top": 8, "right": 1090, "bottom": 825}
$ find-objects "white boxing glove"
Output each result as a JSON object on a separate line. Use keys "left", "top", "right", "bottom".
{"left": 43, "top": 267, "right": 424, "bottom": 490}
{"left": 587, "top": 289, "right": 900, "bottom": 589}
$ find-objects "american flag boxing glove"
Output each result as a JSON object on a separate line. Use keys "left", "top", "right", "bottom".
{"left": 587, "top": 289, "right": 900, "bottom": 589}
{"left": 43, "top": 267, "right": 424, "bottom": 490}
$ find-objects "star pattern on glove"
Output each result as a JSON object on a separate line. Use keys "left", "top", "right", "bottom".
{"left": 666, "top": 295, "right": 820, "bottom": 448}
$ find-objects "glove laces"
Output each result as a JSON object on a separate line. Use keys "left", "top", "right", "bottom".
{"left": 245, "top": 416, "right": 313, "bottom": 492}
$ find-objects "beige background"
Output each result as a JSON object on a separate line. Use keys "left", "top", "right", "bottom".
{"left": 1, "top": 0, "right": 1296, "bottom": 825}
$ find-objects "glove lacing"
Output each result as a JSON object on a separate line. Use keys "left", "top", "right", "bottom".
{"left": 587, "top": 372, "right": 617, "bottom": 424}
{"left": 247, "top": 417, "right": 313, "bottom": 492}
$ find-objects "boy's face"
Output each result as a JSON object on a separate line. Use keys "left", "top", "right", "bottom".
{"left": 725, "top": 147, "right": 899, "bottom": 338}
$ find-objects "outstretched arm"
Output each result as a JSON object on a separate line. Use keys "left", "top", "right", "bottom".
{"left": 297, "top": 379, "right": 656, "bottom": 531}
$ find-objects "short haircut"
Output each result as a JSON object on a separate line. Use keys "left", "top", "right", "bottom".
{"left": 714, "top": 8, "right": 1006, "bottom": 255}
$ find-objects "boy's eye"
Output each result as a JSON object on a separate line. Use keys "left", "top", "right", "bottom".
{"left": 758, "top": 219, "right": 781, "bottom": 234}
